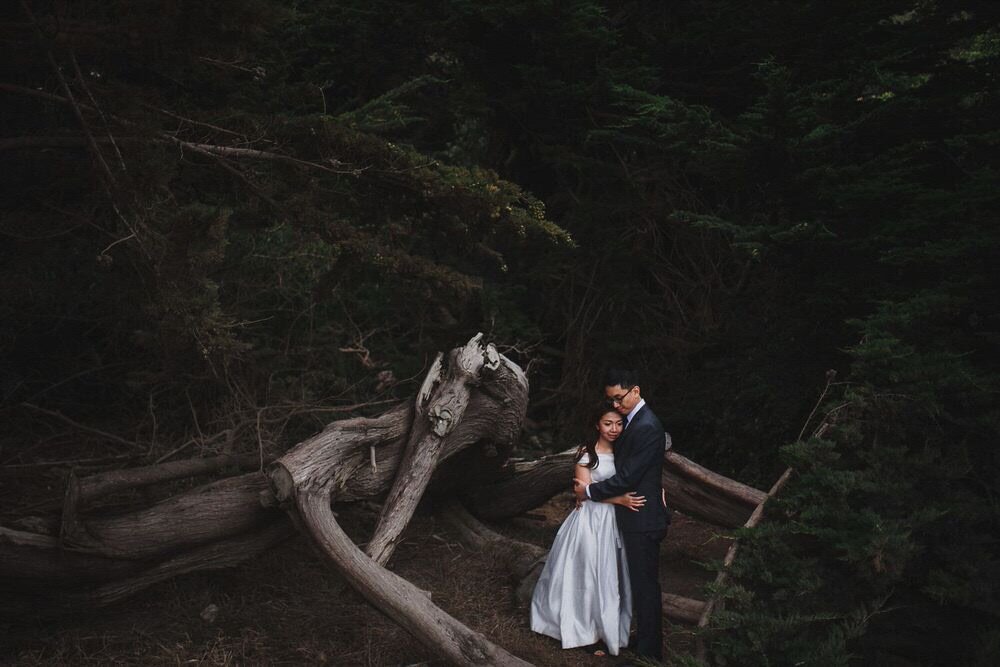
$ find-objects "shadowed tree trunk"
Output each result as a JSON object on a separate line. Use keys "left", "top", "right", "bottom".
{"left": 461, "top": 445, "right": 765, "bottom": 528}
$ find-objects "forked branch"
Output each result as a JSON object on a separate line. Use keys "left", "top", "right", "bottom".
{"left": 267, "top": 334, "right": 532, "bottom": 666}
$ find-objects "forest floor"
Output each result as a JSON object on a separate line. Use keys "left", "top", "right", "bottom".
{"left": 1, "top": 493, "right": 732, "bottom": 666}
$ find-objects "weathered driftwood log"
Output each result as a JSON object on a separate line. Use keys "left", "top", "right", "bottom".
{"left": 268, "top": 335, "right": 532, "bottom": 666}
{"left": 266, "top": 356, "right": 526, "bottom": 504}
{"left": 61, "top": 474, "right": 278, "bottom": 559}
{"left": 0, "top": 521, "right": 291, "bottom": 616}
{"left": 0, "top": 526, "right": 141, "bottom": 586}
{"left": 662, "top": 451, "right": 766, "bottom": 527}
{"left": 73, "top": 521, "right": 293, "bottom": 607}
{"left": 366, "top": 337, "right": 501, "bottom": 566}
{"left": 458, "top": 449, "right": 579, "bottom": 522}
{"left": 365, "top": 351, "right": 446, "bottom": 565}
{"left": 664, "top": 592, "right": 707, "bottom": 624}
{"left": 65, "top": 453, "right": 260, "bottom": 507}
{"left": 462, "top": 445, "right": 765, "bottom": 529}
{"left": 3, "top": 451, "right": 286, "bottom": 617}
{"left": 58, "top": 452, "right": 264, "bottom": 559}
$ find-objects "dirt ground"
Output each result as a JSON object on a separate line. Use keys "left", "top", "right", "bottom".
{"left": 1, "top": 494, "right": 732, "bottom": 666}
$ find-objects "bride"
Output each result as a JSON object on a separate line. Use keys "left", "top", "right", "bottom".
{"left": 530, "top": 402, "right": 646, "bottom": 656}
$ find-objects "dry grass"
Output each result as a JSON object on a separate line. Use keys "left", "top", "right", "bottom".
{"left": 1, "top": 496, "right": 729, "bottom": 666}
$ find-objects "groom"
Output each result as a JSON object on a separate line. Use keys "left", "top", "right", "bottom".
{"left": 574, "top": 369, "right": 670, "bottom": 662}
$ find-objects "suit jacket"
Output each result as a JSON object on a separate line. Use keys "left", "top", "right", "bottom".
{"left": 588, "top": 403, "right": 671, "bottom": 533}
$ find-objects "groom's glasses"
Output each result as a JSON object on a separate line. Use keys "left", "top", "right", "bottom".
{"left": 609, "top": 386, "right": 635, "bottom": 405}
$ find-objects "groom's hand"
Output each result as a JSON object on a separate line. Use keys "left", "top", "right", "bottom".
{"left": 572, "top": 478, "right": 587, "bottom": 503}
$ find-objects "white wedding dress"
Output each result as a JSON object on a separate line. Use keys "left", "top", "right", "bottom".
{"left": 530, "top": 452, "right": 632, "bottom": 655}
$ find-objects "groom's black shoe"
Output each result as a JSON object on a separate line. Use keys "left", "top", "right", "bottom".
{"left": 616, "top": 651, "right": 664, "bottom": 666}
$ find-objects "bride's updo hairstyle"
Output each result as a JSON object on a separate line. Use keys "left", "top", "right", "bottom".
{"left": 574, "top": 400, "right": 619, "bottom": 470}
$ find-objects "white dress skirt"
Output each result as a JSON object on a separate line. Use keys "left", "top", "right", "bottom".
{"left": 530, "top": 452, "right": 632, "bottom": 655}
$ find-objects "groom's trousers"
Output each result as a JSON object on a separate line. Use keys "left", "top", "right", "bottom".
{"left": 623, "top": 528, "right": 668, "bottom": 661}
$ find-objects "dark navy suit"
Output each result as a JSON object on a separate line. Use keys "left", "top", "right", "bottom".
{"left": 588, "top": 403, "right": 669, "bottom": 660}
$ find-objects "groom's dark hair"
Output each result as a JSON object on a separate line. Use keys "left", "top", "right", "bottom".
{"left": 603, "top": 368, "right": 640, "bottom": 389}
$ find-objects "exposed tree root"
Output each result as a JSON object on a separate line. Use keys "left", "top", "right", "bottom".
{"left": 298, "top": 493, "right": 531, "bottom": 666}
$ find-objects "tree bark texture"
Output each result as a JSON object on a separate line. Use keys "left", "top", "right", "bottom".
{"left": 1, "top": 521, "right": 292, "bottom": 616}
{"left": 366, "top": 338, "right": 499, "bottom": 566}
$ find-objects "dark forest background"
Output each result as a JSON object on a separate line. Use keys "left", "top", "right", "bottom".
{"left": 2, "top": 1, "right": 998, "bottom": 665}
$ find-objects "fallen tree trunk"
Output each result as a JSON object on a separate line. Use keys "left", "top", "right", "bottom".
{"left": 662, "top": 451, "right": 766, "bottom": 527}
{"left": 462, "top": 446, "right": 765, "bottom": 529}
{"left": 60, "top": 474, "right": 278, "bottom": 560}
{"left": 365, "top": 351, "right": 446, "bottom": 565}
{"left": 65, "top": 453, "right": 260, "bottom": 506}
{"left": 0, "top": 521, "right": 291, "bottom": 616}
{"left": 298, "top": 493, "right": 530, "bottom": 666}
{"left": 2, "top": 453, "right": 285, "bottom": 615}
{"left": 266, "top": 357, "right": 526, "bottom": 505}
{"left": 664, "top": 592, "right": 707, "bottom": 625}
{"left": 365, "top": 337, "right": 499, "bottom": 566}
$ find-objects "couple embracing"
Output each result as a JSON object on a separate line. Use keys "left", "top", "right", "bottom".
{"left": 531, "top": 369, "right": 670, "bottom": 663}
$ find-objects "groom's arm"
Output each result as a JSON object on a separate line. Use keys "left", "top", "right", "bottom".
{"left": 587, "top": 423, "right": 662, "bottom": 501}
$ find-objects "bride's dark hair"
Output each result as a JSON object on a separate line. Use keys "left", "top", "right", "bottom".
{"left": 574, "top": 401, "right": 620, "bottom": 469}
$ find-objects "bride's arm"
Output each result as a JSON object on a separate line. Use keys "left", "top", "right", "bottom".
{"left": 605, "top": 492, "right": 646, "bottom": 511}
{"left": 574, "top": 464, "right": 592, "bottom": 509}
{"left": 576, "top": 464, "right": 645, "bottom": 511}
